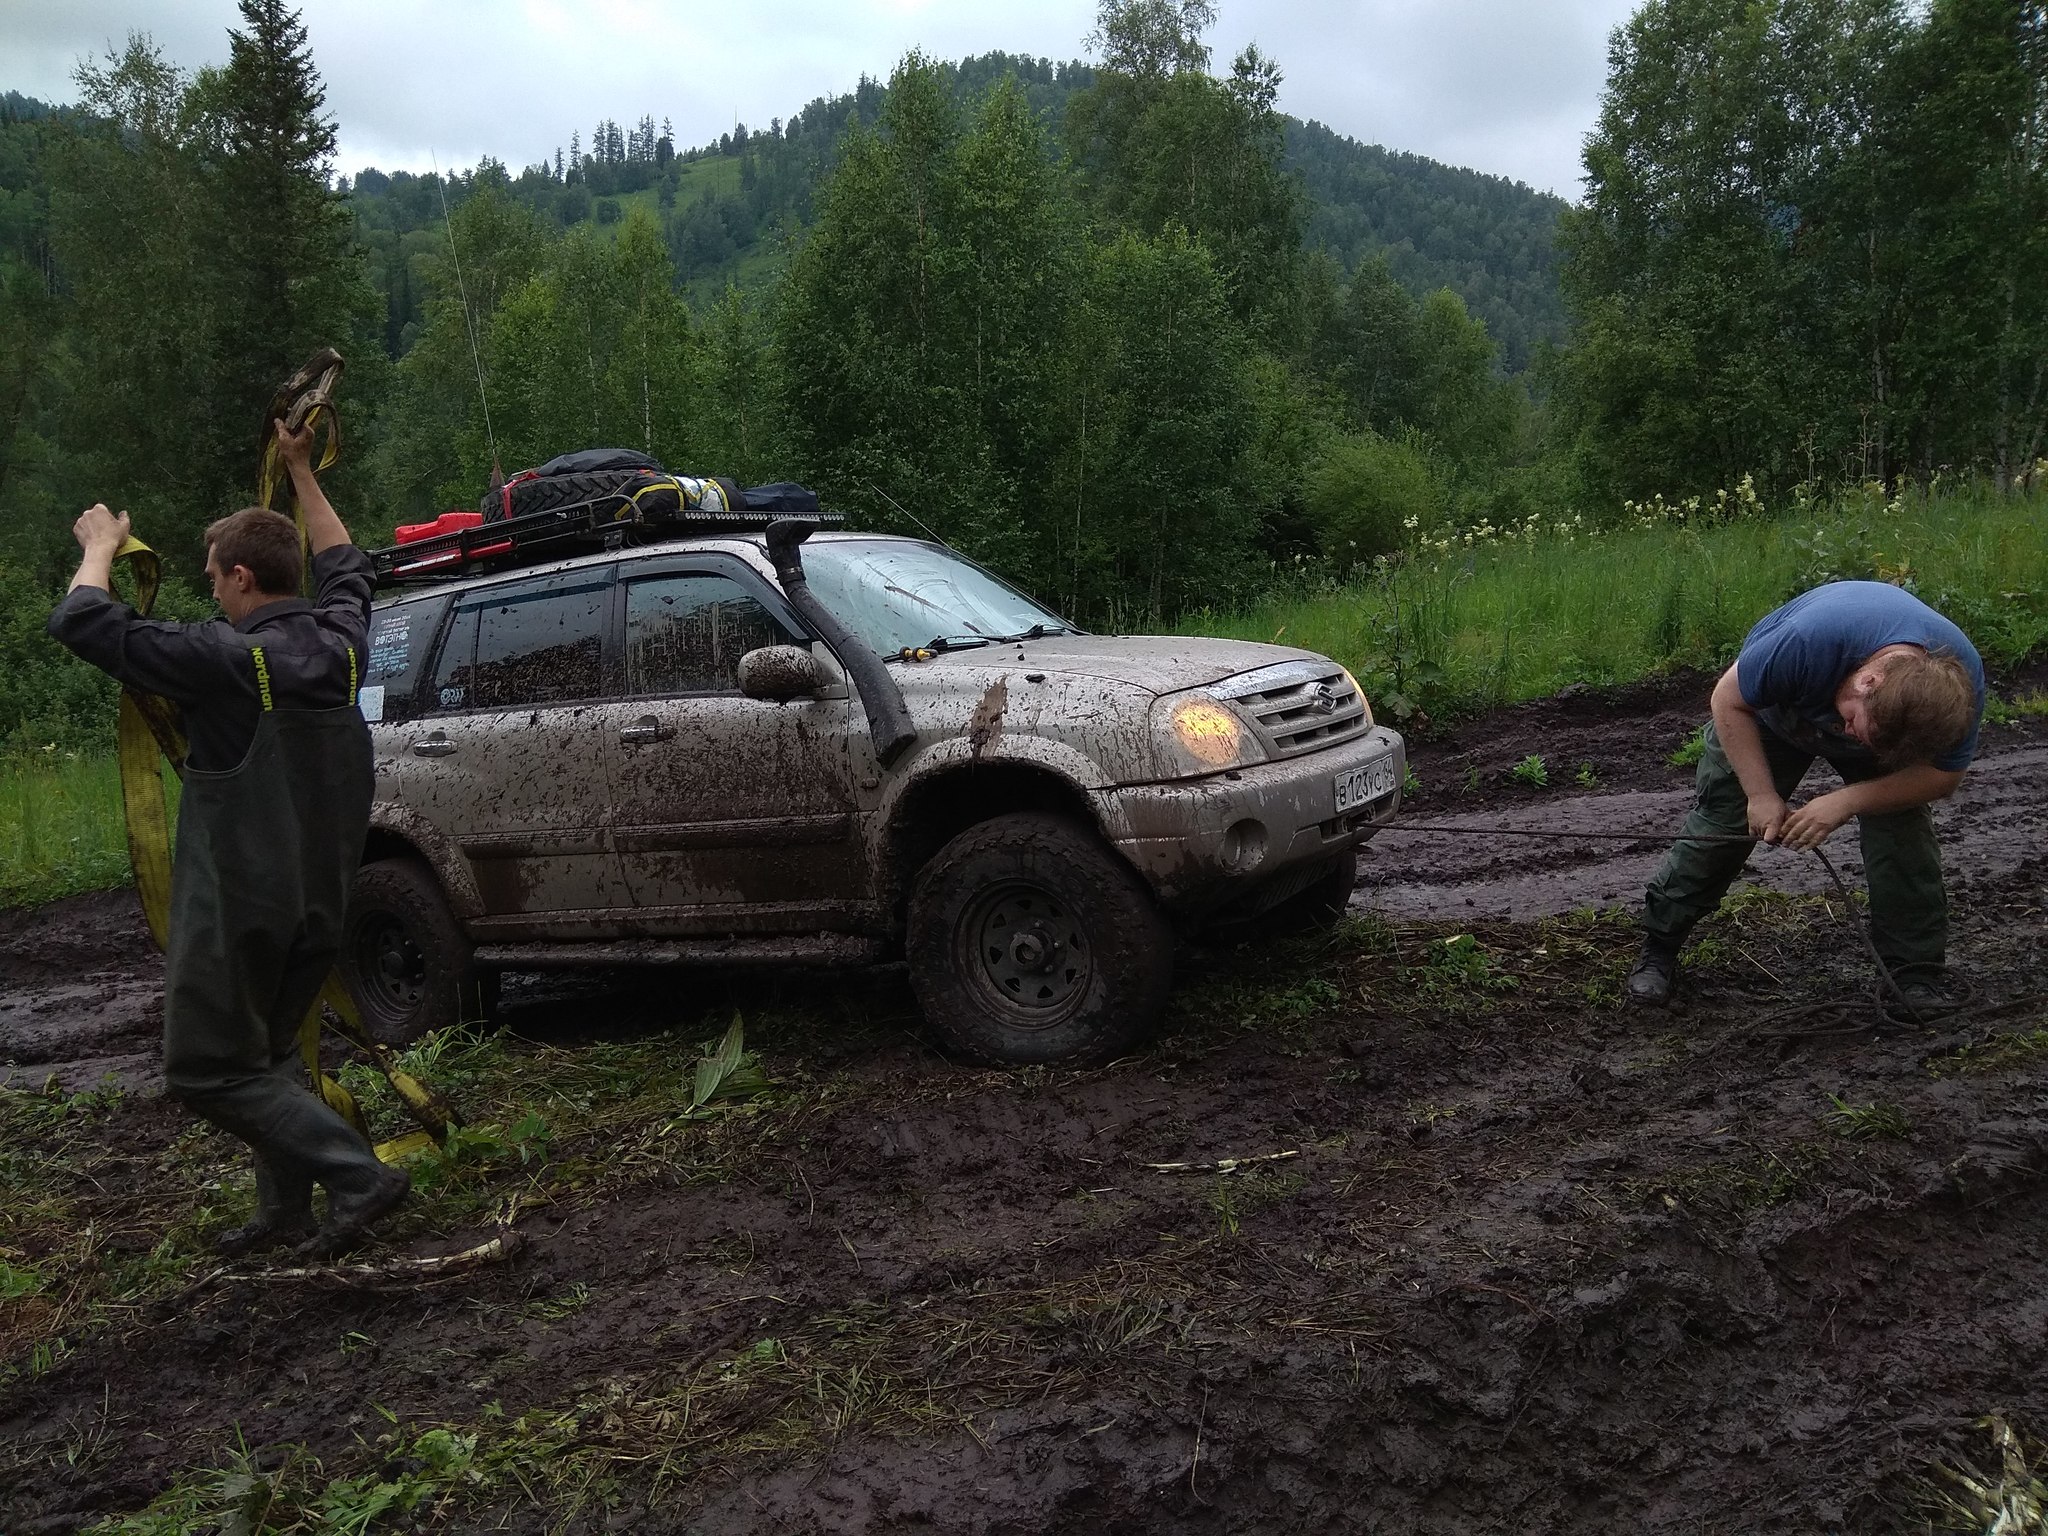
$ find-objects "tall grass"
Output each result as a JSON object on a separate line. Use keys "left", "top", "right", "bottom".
{"left": 1181, "top": 485, "right": 2048, "bottom": 716}
{"left": 0, "top": 755, "right": 177, "bottom": 909}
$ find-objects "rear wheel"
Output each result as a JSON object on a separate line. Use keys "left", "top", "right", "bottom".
{"left": 907, "top": 813, "right": 1172, "bottom": 1066}
{"left": 340, "top": 858, "right": 493, "bottom": 1045}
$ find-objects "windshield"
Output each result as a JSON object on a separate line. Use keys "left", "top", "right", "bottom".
{"left": 796, "top": 539, "right": 1073, "bottom": 656}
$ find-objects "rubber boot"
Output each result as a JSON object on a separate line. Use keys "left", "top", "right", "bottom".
{"left": 214, "top": 1156, "right": 318, "bottom": 1258}
{"left": 1625, "top": 931, "right": 1686, "bottom": 1006}
{"left": 295, "top": 1163, "right": 412, "bottom": 1262}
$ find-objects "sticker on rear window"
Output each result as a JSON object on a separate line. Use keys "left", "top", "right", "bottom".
{"left": 368, "top": 611, "right": 411, "bottom": 678}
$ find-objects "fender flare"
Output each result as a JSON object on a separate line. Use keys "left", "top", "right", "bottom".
{"left": 364, "top": 802, "right": 485, "bottom": 921}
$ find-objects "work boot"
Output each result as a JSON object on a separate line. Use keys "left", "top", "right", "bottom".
{"left": 213, "top": 1158, "right": 317, "bottom": 1259}
{"left": 1624, "top": 932, "right": 1685, "bottom": 1006}
{"left": 1885, "top": 966, "right": 1965, "bottom": 1024}
{"left": 295, "top": 1164, "right": 411, "bottom": 1262}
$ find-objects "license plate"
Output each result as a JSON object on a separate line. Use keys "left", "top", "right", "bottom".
{"left": 1334, "top": 754, "right": 1398, "bottom": 815}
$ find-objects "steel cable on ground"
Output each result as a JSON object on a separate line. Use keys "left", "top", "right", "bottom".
{"left": 1374, "top": 821, "right": 2044, "bottom": 1039}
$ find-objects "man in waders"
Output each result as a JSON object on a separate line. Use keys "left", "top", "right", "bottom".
{"left": 49, "top": 422, "right": 408, "bottom": 1259}
{"left": 1625, "top": 580, "right": 1984, "bottom": 1014}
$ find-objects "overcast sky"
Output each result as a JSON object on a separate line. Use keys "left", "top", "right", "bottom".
{"left": 2, "top": 0, "right": 1638, "bottom": 199}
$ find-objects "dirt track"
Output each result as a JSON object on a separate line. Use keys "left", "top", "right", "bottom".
{"left": 2, "top": 674, "right": 2045, "bottom": 1533}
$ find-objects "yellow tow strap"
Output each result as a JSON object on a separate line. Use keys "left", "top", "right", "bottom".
{"left": 114, "top": 351, "right": 458, "bottom": 1164}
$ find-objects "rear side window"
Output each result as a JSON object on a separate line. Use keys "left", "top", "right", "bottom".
{"left": 432, "top": 570, "right": 613, "bottom": 711}
{"left": 360, "top": 596, "right": 447, "bottom": 724}
{"left": 625, "top": 572, "right": 796, "bottom": 695}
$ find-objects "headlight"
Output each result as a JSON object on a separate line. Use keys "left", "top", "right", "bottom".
{"left": 1151, "top": 691, "right": 1266, "bottom": 777}
{"left": 1339, "top": 666, "right": 1374, "bottom": 729}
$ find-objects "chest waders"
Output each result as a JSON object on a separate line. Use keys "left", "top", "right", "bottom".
{"left": 110, "top": 357, "right": 456, "bottom": 1250}
{"left": 112, "top": 552, "right": 455, "bottom": 1184}
{"left": 161, "top": 650, "right": 398, "bottom": 1212}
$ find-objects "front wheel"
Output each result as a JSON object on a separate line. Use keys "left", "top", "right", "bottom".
{"left": 907, "top": 813, "right": 1172, "bottom": 1067}
{"left": 340, "top": 858, "right": 493, "bottom": 1045}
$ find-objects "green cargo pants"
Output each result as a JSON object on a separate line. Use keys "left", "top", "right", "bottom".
{"left": 1641, "top": 721, "right": 1947, "bottom": 973}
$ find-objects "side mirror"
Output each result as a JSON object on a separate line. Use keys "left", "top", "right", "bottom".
{"left": 738, "top": 645, "right": 825, "bottom": 702}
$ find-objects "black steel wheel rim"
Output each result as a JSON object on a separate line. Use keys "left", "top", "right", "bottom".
{"left": 957, "top": 879, "right": 1092, "bottom": 1026}
{"left": 354, "top": 911, "right": 427, "bottom": 1017}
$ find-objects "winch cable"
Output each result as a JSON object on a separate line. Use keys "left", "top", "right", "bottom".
{"left": 112, "top": 351, "right": 459, "bottom": 1162}
{"left": 1374, "top": 821, "right": 2040, "bottom": 1037}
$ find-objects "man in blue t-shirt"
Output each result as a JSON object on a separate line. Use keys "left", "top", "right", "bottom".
{"left": 1627, "top": 581, "right": 1985, "bottom": 1013}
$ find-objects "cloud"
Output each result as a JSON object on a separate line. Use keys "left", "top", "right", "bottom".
{"left": 0, "top": 0, "right": 1634, "bottom": 195}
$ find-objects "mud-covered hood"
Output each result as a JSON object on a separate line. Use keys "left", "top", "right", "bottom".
{"left": 911, "top": 634, "right": 1331, "bottom": 696}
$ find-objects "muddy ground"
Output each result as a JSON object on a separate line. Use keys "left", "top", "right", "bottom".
{"left": 2, "top": 672, "right": 2045, "bottom": 1534}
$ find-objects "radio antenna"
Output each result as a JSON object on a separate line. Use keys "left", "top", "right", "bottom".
{"left": 864, "top": 478, "right": 951, "bottom": 548}
{"left": 432, "top": 151, "right": 500, "bottom": 475}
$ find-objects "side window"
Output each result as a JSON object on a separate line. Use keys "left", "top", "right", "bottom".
{"left": 431, "top": 570, "right": 612, "bottom": 712}
{"left": 625, "top": 573, "right": 796, "bottom": 695}
{"left": 361, "top": 596, "right": 448, "bottom": 724}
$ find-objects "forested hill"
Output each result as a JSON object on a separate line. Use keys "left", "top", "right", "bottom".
{"left": 1286, "top": 121, "right": 1566, "bottom": 372}
{"left": 343, "top": 52, "right": 1567, "bottom": 370}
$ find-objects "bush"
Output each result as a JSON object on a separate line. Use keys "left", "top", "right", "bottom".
{"left": 0, "top": 562, "right": 211, "bottom": 753}
{"left": 1304, "top": 433, "right": 1441, "bottom": 572}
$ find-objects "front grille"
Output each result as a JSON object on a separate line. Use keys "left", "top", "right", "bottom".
{"left": 1212, "top": 660, "right": 1370, "bottom": 759}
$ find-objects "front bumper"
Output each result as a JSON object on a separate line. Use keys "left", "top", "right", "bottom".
{"left": 1092, "top": 725, "right": 1406, "bottom": 914}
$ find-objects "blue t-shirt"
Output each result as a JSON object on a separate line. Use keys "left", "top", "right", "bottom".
{"left": 1736, "top": 581, "right": 1985, "bottom": 771}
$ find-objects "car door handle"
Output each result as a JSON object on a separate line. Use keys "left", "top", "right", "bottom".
{"left": 411, "top": 733, "right": 457, "bottom": 757}
{"left": 619, "top": 716, "right": 671, "bottom": 745}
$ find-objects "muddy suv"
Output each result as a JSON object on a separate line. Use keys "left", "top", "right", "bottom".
{"left": 343, "top": 526, "right": 1405, "bottom": 1063}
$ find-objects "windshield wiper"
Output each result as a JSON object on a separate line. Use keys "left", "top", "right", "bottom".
{"left": 884, "top": 634, "right": 994, "bottom": 661}
{"left": 989, "top": 624, "right": 1068, "bottom": 643}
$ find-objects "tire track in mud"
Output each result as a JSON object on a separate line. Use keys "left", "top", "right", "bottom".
{"left": 1359, "top": 743, "right": 2048, "bottom": 923}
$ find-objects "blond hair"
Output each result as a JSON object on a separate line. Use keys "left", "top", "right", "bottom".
{"left": 1866, "top": 647, "right": 1974, "bottom": 769}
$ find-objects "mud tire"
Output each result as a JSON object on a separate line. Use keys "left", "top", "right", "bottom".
{"left": 340, "top": 859, "right": 492, "bottom": 1045}
{"left": 907, "top": 813, "right": 1172, "bottom": 1067}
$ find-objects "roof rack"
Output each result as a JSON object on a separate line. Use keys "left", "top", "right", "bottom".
{"left": 369, "top": 498, "right": 845, "bottom": 586}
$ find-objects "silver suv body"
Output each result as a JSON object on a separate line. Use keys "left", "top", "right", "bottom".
{"left": 345, "top": 531, "right": 1405, "bottom": 1062}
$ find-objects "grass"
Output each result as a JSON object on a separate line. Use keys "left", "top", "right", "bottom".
{"left": 1823, "top": 1095, "right": 1912, "bottom": 1140}
{"left": 0, "top": 753, "right": 178, "bottom": 909}
{"left": 1985, "top": 690, "right": 2048, "bottom": 726}
{"left": 1668, "top": 725, "right": 1709, "bottom": 767}
{"left": 1181, "top": 484, "right": 2048, "bottom": 719}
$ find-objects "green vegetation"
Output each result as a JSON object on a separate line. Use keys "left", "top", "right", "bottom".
{"left": 1510, "top": 754, "right": 1549, "bottom": 788}
{"left": 1669, "top": 726, "right": 1710, "bottom": 768}
{"left": 1559, "top": 0, "right": 2048, "bottom": 502}
{"left": 1185, "top": 484, "right": 2048, "bottom": 720}
{"left": 1927, "top": 1026, "right": 2048, "bottom": 1079}
{"left": 1823, "top": 1095, "right": 1912, "bottom": 1141}
{"left": 0, "top": 1017, "right": 793, "bottom": 1396}
{"left": 0, "top": 753, "right": 175, "bottom": 907}
{"left": 1985, "top": 691, "right": 2048, "bottom": 727}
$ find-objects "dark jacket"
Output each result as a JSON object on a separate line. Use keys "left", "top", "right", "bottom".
{"left": 48, "top": 546, "right": 375, "bottom": 772}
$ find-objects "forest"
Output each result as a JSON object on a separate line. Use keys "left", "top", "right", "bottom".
{"left": 0, "top": 0, "right": 2043, "bottom": 752}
